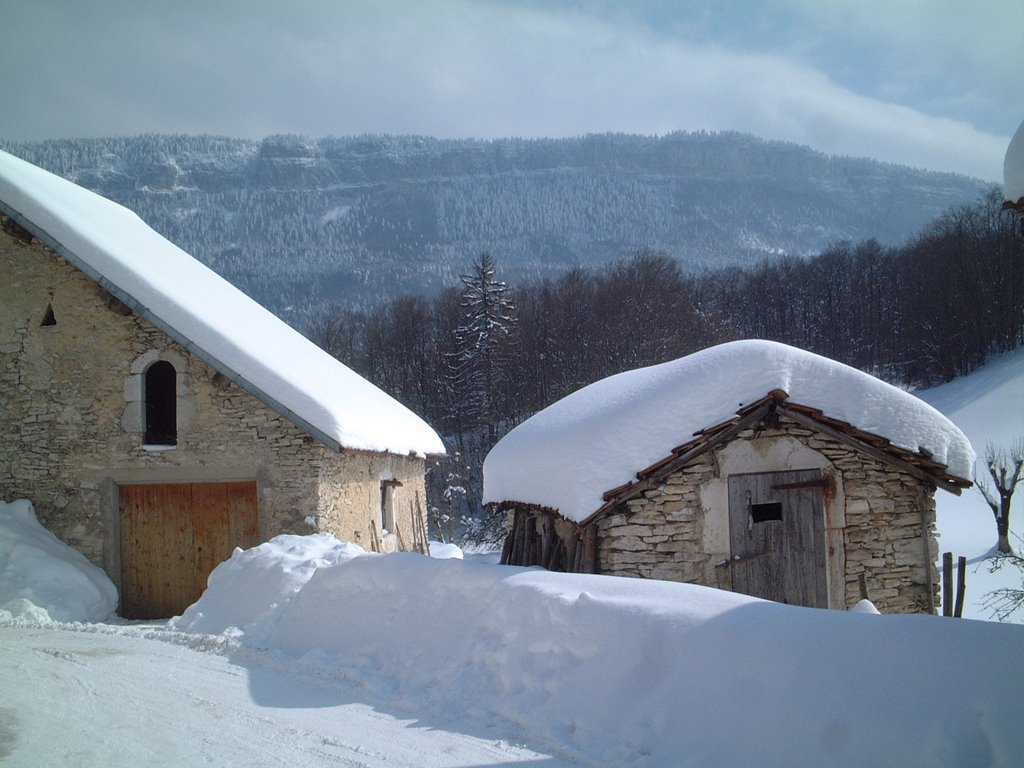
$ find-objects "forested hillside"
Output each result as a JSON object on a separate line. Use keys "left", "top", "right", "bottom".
{"left": 1, "top": 132, "right": 987, "bottom": 326}
{"left": 306, "top": 192, "right": 1022, "bottom": 540}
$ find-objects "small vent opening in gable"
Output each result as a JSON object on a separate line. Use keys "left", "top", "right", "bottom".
{"left": 750, "top": 502, "right": 783, "bottom": 523}
{"left": 40, "top": 303, "right": 56, "bottom": 327}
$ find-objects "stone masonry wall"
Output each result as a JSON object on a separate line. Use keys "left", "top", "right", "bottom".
{"left": 595, "top": 416, "right": 938, "bottom": 614}
{"left": 0, "top": 216, "right": 426, "bottom": 583}
{"left": 317, "top": 450, "right": 429, "bottom": 552}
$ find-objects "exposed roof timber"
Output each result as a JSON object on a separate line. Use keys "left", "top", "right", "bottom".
{"left": 583, "top": 390, "right": 970, "bottom": 528}
{"left": 580, "top": 402, "right": 776, "bottom": 527}
{"left": 0, "top": 203, "right": 344, "bottom": 454}
{"left": 778, "top": 405, "right": 967, "bottom": 495}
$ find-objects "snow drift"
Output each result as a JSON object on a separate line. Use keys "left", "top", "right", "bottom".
{"left": 176, "top": 536, "right": 1022, "bottom": 767}
{"left": 0, "top": 499, "right": 117, "bottom": 622}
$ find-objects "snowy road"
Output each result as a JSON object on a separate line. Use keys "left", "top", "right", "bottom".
{"left": 0, "top": 623, "right": 572, "bottom": 768}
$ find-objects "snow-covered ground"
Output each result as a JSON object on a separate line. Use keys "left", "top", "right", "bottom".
{"left": 1, "top": 348, "right": 1023, "bottom": 767}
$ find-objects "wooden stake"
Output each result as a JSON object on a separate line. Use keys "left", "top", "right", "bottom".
{"left": 954, "top": 555, "right": 967, "bottom": 619}
{"left": 501, "top": 511, "right": 517, "bottom": 564}
{"left": 942, "top": 552, "right": 953, "bottom": 617}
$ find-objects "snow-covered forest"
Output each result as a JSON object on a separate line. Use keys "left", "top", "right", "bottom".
{"left": 0, "top": 132, "right": 987, "bottom": 324}
{"left": 304, "top": 191, "right": 1023, "bottom": 532}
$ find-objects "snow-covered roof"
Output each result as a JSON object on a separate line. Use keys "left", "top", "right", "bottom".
{"left": 0, "top": 150, "right": 444, "bottom": 457}
{"left": 483, "top": 340, "right": 974, "bottom": 522}
{"left": 1005, "top": 119, "right": 1024, "bottom": 207}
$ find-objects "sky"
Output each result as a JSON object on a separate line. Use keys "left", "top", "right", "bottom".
{"left": 3, "top": 0, "right": 1021, "bottom": 181}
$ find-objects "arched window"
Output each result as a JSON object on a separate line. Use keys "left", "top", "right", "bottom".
{"left": 144, "top": 361, "right": 177, "bottom": 446}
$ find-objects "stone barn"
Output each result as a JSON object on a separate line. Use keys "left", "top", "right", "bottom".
{"left": 484, "top": 340, "right": 973, "bottom": 614}
{"left": 0, "top": 150, "right": 445, "bottom": 619}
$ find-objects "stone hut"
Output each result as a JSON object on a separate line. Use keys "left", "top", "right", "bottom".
{"left": 484, "top": 340, "right": 973, "bottom": 614}
{"left": 0, "top": 150, "right": 445, "bottom": 619}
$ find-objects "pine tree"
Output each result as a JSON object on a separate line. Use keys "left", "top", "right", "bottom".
{"left": 449, "top": 253, "right": 517, "bottom": 439}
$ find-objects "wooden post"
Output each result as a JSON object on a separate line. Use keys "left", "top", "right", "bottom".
{"left": 512, "top": 509, "right": 528, "bottom": 564}
{"left": 954, "top": 555, "right": 967, "bottom": 619}
{"left": 565, "top": 533, "right": 578, "bottom": 573}
{"left": 369, "top": 520, "right": 382, "bottom": 553}
{"left": 413, "top": 493, "right": 430, "bottom": 555}
{"left": 582, "top": 524, "right": 598, "bottom": 574}
{"left": 501, "top": 510, "right": 517, "bottom": 564}
{"left": 942, "top": 552, "right": 953, "bottom": 617}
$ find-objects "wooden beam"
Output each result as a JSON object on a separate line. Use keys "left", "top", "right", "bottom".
{"left": 583, "top": 403, "right": 774, "bottom": 527}
{"left": 778, "top": 405, "right": 963, "bottom": 492}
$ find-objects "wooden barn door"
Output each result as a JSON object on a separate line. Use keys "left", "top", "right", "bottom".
{"left": 727, "top": 469, "right": 827, "bottom": 608}
{"left": 119, "top": 481, "right": 258, "bottom": 619}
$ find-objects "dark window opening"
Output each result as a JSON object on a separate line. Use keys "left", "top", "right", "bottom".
{"left": 144, "top": 361, "right": 177, "bottom": 446}
{"left": 41, "top": 303, "right": 56, "bottom": 327}
{"left": 751, "top": 502, "right": 783, "bottom": 523}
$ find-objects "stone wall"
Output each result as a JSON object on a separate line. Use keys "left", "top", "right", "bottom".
{"left": 0, "top": 216, "right": 428, "bottom": 585}
{"left": 317, "top": 450, "right": 429, "bottom": 552}
{"left": 595, "top": 416, "right": 938, "bottom": 614}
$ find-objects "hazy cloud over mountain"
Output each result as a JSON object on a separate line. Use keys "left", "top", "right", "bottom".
{"left": 4, "top": 0, "right": 1019, "bottom": 180}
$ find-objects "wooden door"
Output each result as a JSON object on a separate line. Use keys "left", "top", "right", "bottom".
{"left": 119, "top": 481, "right": 258, "bottom": 619}
{"left": 727, "top": 469, "right": 827, "bottom": 608}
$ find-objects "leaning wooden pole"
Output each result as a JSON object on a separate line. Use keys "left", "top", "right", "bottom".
{"left": 942, "top": 552, "right": 953, "bottom": 617}
{"left": 954, "top": 555, "right": 967, "bottom": 619}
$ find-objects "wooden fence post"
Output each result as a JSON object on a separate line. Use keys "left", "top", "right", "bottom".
{"left": 942, "top": 552, "right": 953, "bottom": 617}
{"left": 954, "top": 555, "right": 967, "bottom": 619}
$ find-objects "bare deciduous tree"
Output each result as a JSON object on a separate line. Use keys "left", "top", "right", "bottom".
{"left": 983, "top": 535, "right": 1024, "bottom": 621}
{"left": 976, "top": 440, "right": 1024, "bottom": 554}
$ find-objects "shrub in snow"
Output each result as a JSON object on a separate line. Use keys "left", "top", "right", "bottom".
{"left": 0, "top": 499, "right": 118, "bottom": 622}
{"left": 170, "top": 534, "right": 366, "bottom": 635}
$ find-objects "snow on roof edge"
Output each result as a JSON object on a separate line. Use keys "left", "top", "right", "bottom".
{"left": 0, "top": 150, "right": 445, "bottom": 458}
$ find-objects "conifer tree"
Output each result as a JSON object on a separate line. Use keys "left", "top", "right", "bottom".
{"left": 449, "top": 253, "right": 517, "bottom": 439}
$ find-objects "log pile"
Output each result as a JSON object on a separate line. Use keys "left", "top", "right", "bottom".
{"left": 500, "top": 505, "right": 597, "bottom": 573}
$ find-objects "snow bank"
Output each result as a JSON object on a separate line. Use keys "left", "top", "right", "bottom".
{"left": 0, "top": 150, "right": 444, "bottom": 458}
{"left": 170, "top": 534, "right": 365, "bottom": 635}
{"left": 0, "top": 500, "right": 117, "bottom": 622}
{"left": 179, "top": 537, "right": 1022, "bottom": 767}
{"left": 428, "top": 541, "right": 464, "bottom": 559}
{"left": 484, "top": 339, "right": 974, "bottom": 522}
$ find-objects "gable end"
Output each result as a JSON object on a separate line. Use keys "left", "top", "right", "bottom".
{"left": 0, "top": 205, "right": 344, "bottom": 453}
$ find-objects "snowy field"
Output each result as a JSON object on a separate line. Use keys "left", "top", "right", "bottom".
{"left": 1, "top": 349, "right": 1023, "bottom": 767}
{"left": 919, "top": 347, "right": 1024, "bottom": 621}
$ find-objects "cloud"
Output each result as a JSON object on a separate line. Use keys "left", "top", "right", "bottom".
{"left": 1, "top": 0, "right": 1010, "bottom": 180}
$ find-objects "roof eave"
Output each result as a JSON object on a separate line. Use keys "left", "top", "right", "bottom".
{"left": 581, "top": 392, "right": 971, "bottom": 526}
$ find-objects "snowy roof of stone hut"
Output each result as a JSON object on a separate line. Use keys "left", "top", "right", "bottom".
{"left": 483, "top": 340, "right": 974, "bottom": 523}
{"left": 0, "top": 150, "right": 444, "bottom": 458}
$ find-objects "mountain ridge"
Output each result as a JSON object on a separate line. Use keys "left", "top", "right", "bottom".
{"left": 1, "top": 131, "right": 989, "bottom": 327}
